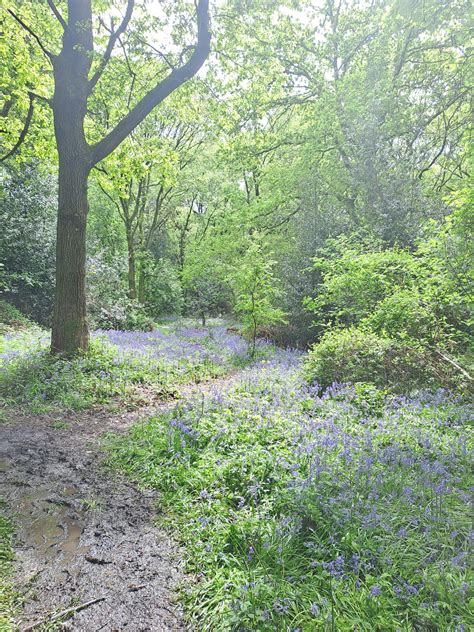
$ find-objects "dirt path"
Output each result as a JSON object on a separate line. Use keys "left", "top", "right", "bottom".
{"left": 0, "top": 376, "right": 239, "bottom": 631}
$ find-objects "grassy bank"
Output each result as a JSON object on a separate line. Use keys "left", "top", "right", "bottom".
{"left": 0, "top": 508, "right": 17, "bottom": 632}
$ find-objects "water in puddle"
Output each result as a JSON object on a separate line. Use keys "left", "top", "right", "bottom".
{"left": 14, "top": 487, "right": 90, "bottom": 562}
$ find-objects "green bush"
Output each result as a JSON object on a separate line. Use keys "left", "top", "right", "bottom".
{"left": 363, "top": 290, "right": 441, "bottom": 344}
{"left": 94, "top": 299, "right": 155, "bottom": 331}
{"left": 306, "top": 244, "right": 420, "bottom": 331}
{"left": 305, "top": 327, "right": 391, "bottom": 388}
{"left": 145, "top": 259, "right": 184, "bottom": 316}
{"left": 304, "top": 326, "right": 459, "bottom": 391}
{"left": 0, "top": 300, "right": 32, "bottom": 333}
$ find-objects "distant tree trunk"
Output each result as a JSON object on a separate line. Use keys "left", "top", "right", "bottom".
{"left": 138, "top": 267, "right": 146, "bottom": 304}
{"left": 126, "top": 234, "right": 137, "bottom": 299}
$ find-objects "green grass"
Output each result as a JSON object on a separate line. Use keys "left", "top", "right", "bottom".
{"left": 0, "top": 336, "right": 179, "bottom": 413}
{"left": 0, "top": 506, "right": 18, "bottom": 631}
{"left": 107, "top": 361, "right": 473, "bottom": 631}
{"left": 0, "top": 321, "right": 247, "bottom": 412}
{"left": 0, "top": 300, "right": 33, "bottom": 335}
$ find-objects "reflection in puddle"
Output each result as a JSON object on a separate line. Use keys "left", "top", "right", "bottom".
{"left": 61, "top": 517, "right": 84, "bottom": 554}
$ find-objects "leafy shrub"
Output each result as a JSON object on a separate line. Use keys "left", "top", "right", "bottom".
{"left": 93, "top": 299, "right": 155, "bottom": 331}
{"left": 86, "top": 254, "right": 156, "bottom": 331}
{"left": 363, "top": 290, "right": 441, "bottom": 344}
{"left": 184, "top": 275, "right": 232, "bottom": 325}
{"left": 0, "top": 300, "right": 32, "bottom": 333}
{"left": 304, "top": 326, "right": 462, "bottom": 391}
{"left": 304, "top": 223, "right": 473, "bottom": 390}
{"left": 232, "top": 241, "right": 286, "bottom": 355}
{"left": 306, "top": 243, "right": 420, "bottom": 331}
{"left": 144, "top": 259, "right": 184, "bottom": 317}
{"left": 0, "top": 165, "right": 56, "bottom": 326}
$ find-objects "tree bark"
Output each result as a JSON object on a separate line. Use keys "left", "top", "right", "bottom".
{"left": 126, "top": 234, "right": 137, "bottom": 299}
{"left": 50, "top": 0, "right": 93, "bottom": 355}
{"left": 51, "top": 159, "right": 91, "bottom": 354}
{"left": 138, "top": 268, "right": 146, "bottom": 304}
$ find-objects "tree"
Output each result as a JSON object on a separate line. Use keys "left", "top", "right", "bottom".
{"left": 3, "top": 0, "right": 211, "bottom": 355}
{"left": 96, "top": 94, "right": 204, "bottom": 303}
{"left": 231, "top": 239, "right": 286, "bottom": 356}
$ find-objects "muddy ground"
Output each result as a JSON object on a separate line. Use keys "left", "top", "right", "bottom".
{"left": 0, "top": 380, "right": 235, "bottom": 632}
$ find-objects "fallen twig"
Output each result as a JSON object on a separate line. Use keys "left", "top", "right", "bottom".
{"left": 21, "top": 596, "right": 107, "bottom": 632}
{"left": 128, "top": 582, "right": 148, "bottom": 592}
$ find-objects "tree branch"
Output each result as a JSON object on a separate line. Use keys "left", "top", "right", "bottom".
{"left": 0, "top": 92, "right": 35, "bottom": 162}
{"left": 7, "top": 10, "right": 54, "bottom": 60}
{"left": 1, "top": 100, "right": 13, "bottom": 117}
{"left": 88, "top": 0, "right": 135, "bottom": 92}
{"left": 47, "top": 0, "right": 67, "bottom": 30}
{"left": 91, "top": 0, "right": 211, "bottom": 166}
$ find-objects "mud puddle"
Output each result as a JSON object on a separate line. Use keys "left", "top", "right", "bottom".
{"left": 13, "top": 485, "right": 89, "bottom": 561}
{"left": 0, "top": 408, "right": 187, "bottom": 631}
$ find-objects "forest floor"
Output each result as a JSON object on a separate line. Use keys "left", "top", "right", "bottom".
{"left": 0, "top": 375, "right": 239, "bottom": 632}
{"left": 1, "top": 323, "right": 471, "bottom": 631}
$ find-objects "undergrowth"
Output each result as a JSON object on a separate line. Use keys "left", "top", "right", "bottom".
{"left": 0, "top": 322, "right": 254, "bottom": 412}
{"left": 107, "top": 356, "right": 473, "bottom": 631}
{"left": 0, "top": 300, "right": 32, "bottom": 335}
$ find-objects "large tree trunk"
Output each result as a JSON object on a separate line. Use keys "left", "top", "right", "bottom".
{"left": 51, "top": 159, "right": 91, "bottom": 354}
{"left": 50, "top": 1, "right": 93, "bottom": 355}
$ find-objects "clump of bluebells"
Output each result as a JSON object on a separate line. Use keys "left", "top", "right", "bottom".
{"left": 96, "top": 323, "right": 250, "bottom": 372}
{"left": 108, "top": 355, "right": 473, "bottom": 631}
{"left": 0, "top": 323, "right": 254, "bottom": 411}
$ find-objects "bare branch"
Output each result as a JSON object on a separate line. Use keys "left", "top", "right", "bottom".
{"left": 46, "top": 0, "right": 67, "bottom": 30}
{"left": 1, "top": 100, "right": 13, "bottom": 117}
{"left": 0, "top": 92, "right": 35, "bottom": 162}
{"left": 91, "top": 0, "right": 211, "bottom": 165}
{"left": 88, "top": 0, "right": 135, "bottom": 92}
{"left": 7, "top": 9, "right": 54, "bottom": 60}
{"left": 135, "top": 36, "right": 176, "bottom": 71}
{"left": 117, "top": 35, "right": 137, "bottom": 111}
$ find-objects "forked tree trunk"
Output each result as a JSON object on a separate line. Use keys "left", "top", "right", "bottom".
{"left": 45, "top": 0, "right": 210, "bottom": 355}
